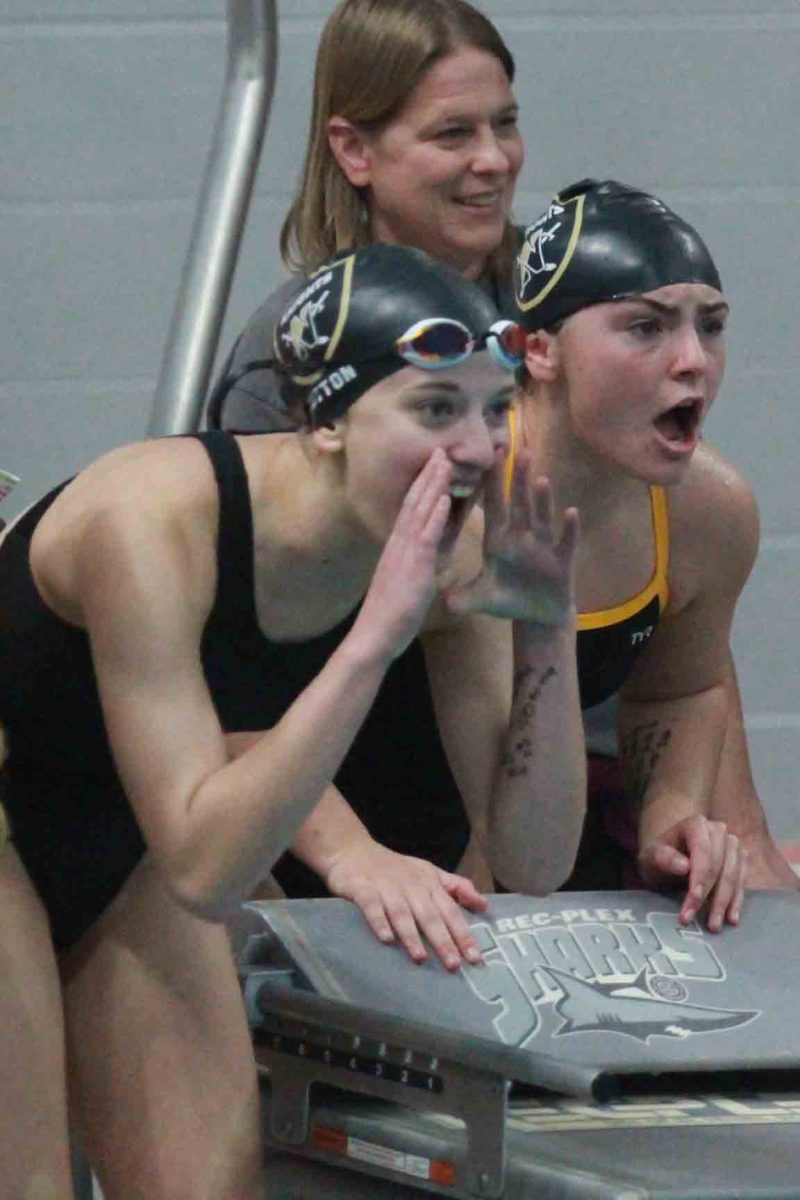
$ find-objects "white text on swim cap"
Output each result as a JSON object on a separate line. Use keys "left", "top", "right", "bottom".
{"left": 309, "top": 364, "right": 358, "bottom": 413}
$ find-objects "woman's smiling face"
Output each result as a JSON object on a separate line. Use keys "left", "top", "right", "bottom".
{"left": 353, "top": 46, "right": 523, "bottom": 280}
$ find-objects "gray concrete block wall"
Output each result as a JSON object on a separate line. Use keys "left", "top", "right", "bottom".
{"left": 2, "top": 2, "right": 798, "bottom": 837}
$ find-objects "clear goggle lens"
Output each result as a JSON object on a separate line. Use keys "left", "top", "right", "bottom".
{"left": 395, "top": 318, "right": 526, "bottom": 372}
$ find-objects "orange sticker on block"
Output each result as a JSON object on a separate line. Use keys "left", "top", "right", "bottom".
{"left": 312, "top": 1124, "right": 347, "bottom": 1155}
{"left": 430, "top": 1158, "right": 457, "bottom": 1186}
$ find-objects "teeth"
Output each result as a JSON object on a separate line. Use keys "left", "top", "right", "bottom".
{"left": 457, "top": 193, "right": 500, "bottom": 207}
{"left": 449, "top": 485, "right": 475, "bottom": 499}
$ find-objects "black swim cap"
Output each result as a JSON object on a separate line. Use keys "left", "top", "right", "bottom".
{"left": 514, "top": 179, "right": 722, "bottom": 330}
{"left": 273, "top": 244, "right": 515, "bottom": 426}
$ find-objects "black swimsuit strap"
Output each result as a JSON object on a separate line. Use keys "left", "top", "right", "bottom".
{"left": 192, "top": 431, "right": 258, "bottom": 629}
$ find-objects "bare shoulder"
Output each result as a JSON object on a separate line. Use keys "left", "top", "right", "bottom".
{"left": 667, "top": 440, "right": 760, "bottom": 610}
{"left": 30, "top": 438, "right": 220, "bottom": 625}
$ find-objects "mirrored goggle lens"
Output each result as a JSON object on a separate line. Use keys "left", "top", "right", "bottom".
{"left": 484, "top": 320, "right": 527, "bottom": 370}
{"left": 396, "top": 319, "right": 474, "bottom": 370}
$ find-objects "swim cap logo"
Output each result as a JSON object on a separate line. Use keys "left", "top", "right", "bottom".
{"left": 281, "top": 291, "right": 331, "bottom": 362}
{"left": 515, "top": 193, "right": 585, "bottom": 315}
{"left": 276, "top": 255, "right": 356, "bottom": 383}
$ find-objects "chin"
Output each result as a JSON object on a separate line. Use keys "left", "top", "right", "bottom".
{"left": 459, "top": 224, "right": 504, "bottom": 255}
{"left": 598, "top": 428, "right": 697, "bottom": 488}
{"left": 439, "top": 227, "right": 502, "bottom": 270}
{"left": 629, "top": 452, "right": 694, "bottom": 489}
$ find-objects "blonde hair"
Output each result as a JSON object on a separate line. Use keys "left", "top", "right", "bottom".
{"left": 280, "top": 0, "right": 516, "bottom": 275}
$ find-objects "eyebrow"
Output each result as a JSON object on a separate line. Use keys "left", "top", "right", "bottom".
{"left": 403, "top": 381, "right": 515, "bottom": 401}
{"left": 431, "top": 101, "right": 520, "bottom": 125}
{"left": 622, "top": 296, "right": 730, "bottom": 316}
{"left": 404, "top": 381, "right": 462, "bottom": 396}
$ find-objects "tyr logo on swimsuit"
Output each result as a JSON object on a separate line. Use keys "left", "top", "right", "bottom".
{"left": 463, "top": 906, "right": 759, "bottom": 1047}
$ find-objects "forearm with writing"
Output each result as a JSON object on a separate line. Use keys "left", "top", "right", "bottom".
{"left": 619, "top": 685, "right": 727, "bottom": 850}
{"left": 487, "top": 616, "right": 585, "bottom": 893}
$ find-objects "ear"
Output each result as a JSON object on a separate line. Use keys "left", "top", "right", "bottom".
{"left": 523, "top": 329, "right": 560, "bottom": 383}
{"left": 327, "top": 115, "right": 373, "bottom": 187}
{"left": 310, "top": 418, "right": 347, "bottom": 456}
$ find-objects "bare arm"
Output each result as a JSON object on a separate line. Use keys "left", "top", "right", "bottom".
{"left": 260, "top": 456, "right": 584, "bottom": 966}
{"left": 227, "top": 695, "right": 490, "bottom": 970}
{"left": 619, "top": 679, "right": 735, "bottom": 925}
{"left": 65, "top": 450, "right": 456, "bottom": 919}
{"left": 711, "top": 655, "right": 799, "bottom": 890}
{"left": 290, "top": 785, "right": 488, "bottom": 968}
{"left": 426, "top": 612, "right": 584, "bottom": 894}
{"left": 619, "top": 456, "right": 759, "bottom": 928}
{"left": 430, "top": 457, "right": 585, "bottom": 893}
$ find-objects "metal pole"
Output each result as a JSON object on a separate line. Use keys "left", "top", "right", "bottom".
{"left": 147, "top": 0, "right": 278, "bottom": 436}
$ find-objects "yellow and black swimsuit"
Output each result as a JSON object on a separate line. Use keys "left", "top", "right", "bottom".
{"left": 577, "top": 486, "right": 669, "bottom": 709}
{"left": 507, "top": 406, "right": 670, "bottom": 710}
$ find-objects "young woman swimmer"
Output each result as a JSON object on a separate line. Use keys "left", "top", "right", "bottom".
{"left": 0, "top": 245, "right": 584, "bottom": 1200}
{"left": 511, "top": 178, "right": 753, "bottom": 932}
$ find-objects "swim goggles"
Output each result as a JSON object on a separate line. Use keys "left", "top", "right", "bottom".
{"left": 395, "top": 318, "right": 527, "bottom": 373}
{"left": 206, "top": 317, "right": 527, "bottom": 429}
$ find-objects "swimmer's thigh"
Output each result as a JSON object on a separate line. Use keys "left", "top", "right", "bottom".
{"left": 0, "top": 844, "right": 74, "bottom": 1200}
{"left": 61, "top": 854, "right": 264, "bottom": 1200}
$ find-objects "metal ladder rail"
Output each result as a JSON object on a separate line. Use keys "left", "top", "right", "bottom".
{"left": 147, "top": 0, "right": 278, "bottom": 437}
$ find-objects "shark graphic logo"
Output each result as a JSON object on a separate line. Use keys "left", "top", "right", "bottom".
{"left": 545, "top": 967, "right": 758, "bottom": 1044}
{"left": 463, "top": 908, "right": 763, "bottom": 1050}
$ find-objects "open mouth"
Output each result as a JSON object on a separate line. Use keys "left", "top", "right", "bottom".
{"left": 654, "top": 399, "right": 702, "bottom": 447}
{"left": 440, "top": 486, "right": 478, "bottom": 553}
{"left": 446, "top": 492, "right": 472, "bottom": 527}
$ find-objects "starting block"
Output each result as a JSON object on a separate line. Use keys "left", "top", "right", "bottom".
{"left": 230, "top": 889, "right": 800, "bottom": 1198}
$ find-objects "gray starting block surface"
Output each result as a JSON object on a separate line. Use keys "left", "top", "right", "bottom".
{"left": 231, "top": 890, "right": 800, "bottom": 1198}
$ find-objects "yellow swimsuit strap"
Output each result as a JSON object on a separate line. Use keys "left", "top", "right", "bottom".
{"left": 577, "top": 485, "right": 669, "bottom": 630}
{"left": 505, "top": 406, "right": 670, "bottom": 629}
{"left": 505, "top": 403, "right": 522, "bottom": 498}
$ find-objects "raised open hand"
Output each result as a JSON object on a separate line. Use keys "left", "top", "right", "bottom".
{"left": 446, "top": 449, "right": 578, "bottom": 624}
